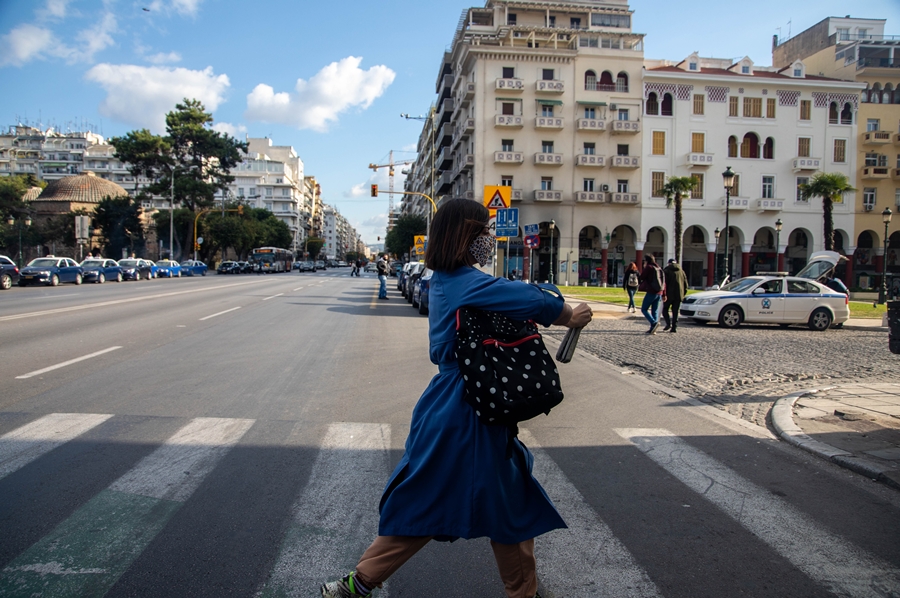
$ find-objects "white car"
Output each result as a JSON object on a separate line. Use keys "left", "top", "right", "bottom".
{"left": 680, "top": 252, "right": 849, "bottom": 331}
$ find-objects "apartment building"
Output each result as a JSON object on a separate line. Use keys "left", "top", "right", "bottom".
{"left": 0, "top": 126, "right": 102, "bottom": 182}
{"left": 321, "top": 204, "right": 356, "bottom": 260}
{"left": 405, "top": 0, "right": 645, "bottom": 282}
{"left": 642, "top": 53, "right": 862, "bottom": 287}
{"left": 774, "top": 16, "right": 900, "bottom": 290}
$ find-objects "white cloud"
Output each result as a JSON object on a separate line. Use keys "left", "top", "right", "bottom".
{"left": 212, "top": 122, "right": 247, "bottom": 137}
{"left": 0, "top": 24, "right": 65, "bottom": 67}
{"left": 38, "top": 0, "right": 71, "bottom": 19}
{"left": 245, "top": 56, "right": 395, "bottom": 132}
{"left": 85, "top": 64, "right": 230, "bottom": 132}
{"left": 171, "top": 0, "right": 203, "bottom": 16}
{"left": 147, "top": 51, "right": 181, "bottom": 64}
{"left": 70, "top": 12, "right": 117, "bottom": 63}
{"left": 345, "top": 183, "right": 368, "bottom": 198}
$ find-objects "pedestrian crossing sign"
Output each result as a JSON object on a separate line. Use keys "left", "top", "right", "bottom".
{"left": 483, "top": 186, "right": 511, "bottom": 214}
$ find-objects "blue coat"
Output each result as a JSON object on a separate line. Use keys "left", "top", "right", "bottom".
{"left": 378, "top": 266, "right": 567, "bottom": 544}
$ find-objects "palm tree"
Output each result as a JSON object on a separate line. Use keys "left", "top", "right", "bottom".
{"left": 661, "top": 176, "right": 698, "bottom": 263}
{"left": 800, "top": 172, "right": 856, "bottom": 251}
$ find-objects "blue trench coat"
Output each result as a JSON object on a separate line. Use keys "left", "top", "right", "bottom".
{"left": 378, "top": 266, "right": 567, "bottom": 544}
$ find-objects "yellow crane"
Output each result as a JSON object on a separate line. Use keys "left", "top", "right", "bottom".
{"left": 368, "top": 150, "right": 414, "bottom": 216}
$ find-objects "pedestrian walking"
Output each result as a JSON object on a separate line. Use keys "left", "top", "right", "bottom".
{"left": 376, "top": 254, "right": 389, "bottom": 299}
{"left": 662, "top": 259, "right": 688, "bottom": 333}
{"left": 354, "top": 259, "right": 362, "bottom": 277}
{"left": 638, "top": 255, "right": 665, "bottom": 334}
{"left": 320, "top": 198, "right": 592, "bottom": 598}
{"left": 623, "top": 261, "right": 640, "bottom": 313}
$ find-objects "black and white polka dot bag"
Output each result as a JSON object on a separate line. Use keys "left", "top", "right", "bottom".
{"left": 455, "top": 307, "right": 563, "bottom": 428}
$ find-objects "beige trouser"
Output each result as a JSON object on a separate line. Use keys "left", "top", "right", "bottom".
{"left": 354, "top": 535, "right": 538, "bottom": 598}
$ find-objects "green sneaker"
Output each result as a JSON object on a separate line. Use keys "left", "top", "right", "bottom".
{"left": 321, "top": 572, "right": 371, "bottom": 598}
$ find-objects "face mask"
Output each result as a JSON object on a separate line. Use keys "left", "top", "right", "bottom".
{"left": 469, "top": 234, "right": 495, "bottom": 266}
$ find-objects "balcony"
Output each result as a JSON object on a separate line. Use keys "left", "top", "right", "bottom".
{"left": 462, "top": 81, "right": 475, "bottom": 100}
{"left": 575, "top": 191, "right": 606, "bottom": 203}
{"left": 893, "top": 168, "right": 900, "bottom": 181}
{"left": 457, "top": 154, "right": 474, "bottom": 171}
{"left": 494, "top": 115, "right": 525, "bottom": 127}
{"left": 439, "top": 123, "right": 453, "bottom": 142}
{"left": 436, "top": 147, "right": 453, "bottom": 170}
{"left": 686, "top": 152, "right": 714, "bottom": 167}
{"left": 534, "top": 152, "right": 564, "bottom": 166}
{"left": 535, "top": 117, "right": 564, "bottom": 129}
{"left": 863, "top": 166, "right": 891, "bottom": 179}
{"left": 576, "top": 154, "right": 605, "bottom": 167}
{"left": 863, "top": 131, "right": 892, "bottom": 145}
{"left": 495, "top": 78, "right": 524, "bottom": 91}
{"left": 792, "top": 157, "right": 822, "bottom": 172}
{"left": 721, "top": 197, "right": 749, "bottom": 210}
{"left": 437, "top": 172, "right": 452, "bottom": 193}
{"left": 609, "top": 192, "right": 639, "bottom": 204}
{"left": 511, "top": 189, "right": 523, "bottom": 202}
{"left": 440, "top": 98, "right": 454, "bottom": 116}
{"left": 494, "top": 151, "right": 524, "bottom": 164}
{"left": 576, "top": 118, "right": 606, "bottom": 132}
{"left": 534, "top": 190, "right": 563, "bottom": 202}
{"left": 535, "top": 80, "right": 564, "bottom": 93}
{"left": 756, "top": 199, "right": 784, "bottom": 212}
{"left": 460, "top": 118, "right": 474, "bottom": 134}
{"left": 610, "top": 120, "right": 641, "bottom": 134}
{"left": 610, "top": 155, "right": 640, "bottom": 168}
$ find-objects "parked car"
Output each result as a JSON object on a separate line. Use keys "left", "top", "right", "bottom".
{"left": 397, "top": 262, "right": 420, "bottom": 291}
{"left": 412, "top": 268, "right": 433, "bottom": 314}
{"left": 180, "top": 259, "right": 208, "bottom": 276}
{"left": 297, "top": 261, "right": 316, "bottom": 272}
{"left": 217, "top": 261, "right": 241, "bottom": 274}
{"left": 364, "top": 262, "right": 377, "bottom": 273}
{"left": 315, "top": 260, "right": 326, "bottom": 270}
{"left": 237, "top": 261, "right": 253, "bottom": 274}
{"left": 404, "top": 262, "right": 427, "bottom": 301}
{"left": 155, "top": 260, "right": 182, "bottom": 278}
{"left": 0, "top": 254, "right": 19, "bottom": 290}
{"left": 119, "top": 258, "right": 154, "bottom": 281}
{"left": 19, "top": 257, "right": 83, "bottom": 286}
{"left": 80, "top": 258, "right": 123, "bottom": 283}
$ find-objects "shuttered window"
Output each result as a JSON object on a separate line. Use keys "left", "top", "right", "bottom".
{"left": 652, "top": 131, "right": 666, "bottom": 155}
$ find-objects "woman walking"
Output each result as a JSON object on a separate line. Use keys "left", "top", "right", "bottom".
{"left": 320, "top": 198, "right": 592, "bottom": 598}
{"left": 623, "top": 261, "right": 640, "bottom": 313}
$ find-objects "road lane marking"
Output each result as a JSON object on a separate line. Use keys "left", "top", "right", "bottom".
{"left": 258, "top": 422, "right": 391, "bottom": 598}
{"left": 262, "top": 293, "right": 283, "bottom": 301}
{"left": 0, "top": 279, "right": 275, "bottom": 323}
{"left": 519, "top": 429, "right": 663, "bottom": 597}
{"left": 199, "top": 306, "right": 241, "bottom": 321}
{"left": 615, "top": 428, "right": 900, "bottom": 596}
{"left": 292, "top": 286, "right": 303, "bottom": 291}
{"left": 16, "top": 347, "right": 122, "bottom": 379}
{"left": 0, "top": 413, "right": 113, "bottom": 479}
{"left": 0, "top": 417, "right": 254, "bottom": 596}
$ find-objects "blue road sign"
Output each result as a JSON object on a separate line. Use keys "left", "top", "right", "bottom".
{"left": 496, "top": 208, "right": 519, "bottom": 237}
{"left": 523, "top": 223, "right": 539, "bottom": 237}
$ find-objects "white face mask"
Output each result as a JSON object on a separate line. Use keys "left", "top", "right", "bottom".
{"left": 469, "top": 235, "right": 495, "bottom": 266}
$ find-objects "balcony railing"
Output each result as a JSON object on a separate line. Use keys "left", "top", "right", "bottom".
{"left": 584, "top": 81, "right": 628, "bottom": 93}
{"left": 791, "top": 157, "right": 822, "bottom": 172}
{"left": 495, "top": 115, "right": 525, "bottom": 127}
{"left": 721, "top": 197, "right": 749, "bottom": 210}
{"left": 756, "top": 199, "right": 784, "bottom": 212}
{"left": 575, "top": 191, "right": 606, "bottom": 202}
{"left": 535, "top": 80, "right": 564, "bottom": 93}
{"left": 494, "top": 151, "right": 524, "bottom": 163}
{"left": 576, "top": 118, "right": 605, "bottom": 132}
{"left": 535, "top": 117, "right": 564, "bottom": 129}
{"left": 610, "top": 120, "right": 641, "bottom": 134}
{"left": 610, "top": 155, "right": 640, "bottom": 168}
{"left": 686, "top": 152, "right": 714, "bottom": 167}
{"left": 534, "top": 152, "right": 563, "bottom": 166}
{"left": 462, "top": 81, "right": 475, "bottom": 100}
{"left": 457, "top": 154, "right": 474, "bottom": 171}
{"left": 511, "top": 189, "right": 523, "bottom": 201}
{"left": 857, "top": 57, "right": 900, "bottom": 70}
{"left": 863, "top": 131, "right": 892, "bottom": 144}
{"left": 495, "top": 78, "right": 524, "bottom": 91}
{"left": 534, "top": 190, "right": 563, "bottom": 202}
{"left": 576, "top": 154, "right": 605, "bottom": 167}
{"left": 862, "top": 166, "right": 891, "bottom": 179}
{"left": 609, "top": 192, "right": 639, "bottom": 204}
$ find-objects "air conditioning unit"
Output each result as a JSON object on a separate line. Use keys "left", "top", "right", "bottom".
{"left": 864, "top": 203, "right": 874, "bottom": 211}
{"left": 601, "top": 184, "right": 610, "bottom": 192}
{"left": 609, "top": 104, "right": 618, "bottom": 111}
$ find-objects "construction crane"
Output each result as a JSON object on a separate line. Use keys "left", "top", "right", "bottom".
{"left": 368, "top": 150, "right": 414, "bottom": 216}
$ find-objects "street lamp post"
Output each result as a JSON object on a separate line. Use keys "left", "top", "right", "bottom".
{"left": 549, "top": 219, "right": 556, "bottom": 284}
{"left": 721, "top": 167, "right": 735, "bottom": 284}
{"left": 775, "top": 218, "right": 783, "bottom": 272}
{"left": 6, "top": 215, "right": 32, "bottom": 267}
{"left": 880, "top": 207, "right": 892, "bottom": 304}
{"left": 714, "top": 227, "right": 721, "bottom": 285}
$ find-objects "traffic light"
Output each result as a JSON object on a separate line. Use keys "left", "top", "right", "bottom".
{"left": 371, "top": 184, "right": 378, "bottom": 197}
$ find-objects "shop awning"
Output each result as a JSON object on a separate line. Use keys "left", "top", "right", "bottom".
{"left": 495, "top": 97, "right": 523, "bottom": 102}
{"left": 536, "top": 99, "right": 563, "bottom": 106}
{"left": 577, "top": 101, "right": 607, "bottom": 106}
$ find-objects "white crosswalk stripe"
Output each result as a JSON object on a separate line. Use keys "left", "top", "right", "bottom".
{"left": 616, "top": 428, "right": 900, "bottom": 597}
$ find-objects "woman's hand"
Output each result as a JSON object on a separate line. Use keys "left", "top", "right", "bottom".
{"left": 567, "top": 302, "right": 593, "bottom": 328}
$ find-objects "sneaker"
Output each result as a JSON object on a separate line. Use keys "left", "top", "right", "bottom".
{"left": 321, "top": 572, "right": 370, "bottom": 598}
{"left": 662, "top": 324, "right": 670, "bottom": 331}
{"left": 650, "top": 322, "right": 660, "bottom": 335}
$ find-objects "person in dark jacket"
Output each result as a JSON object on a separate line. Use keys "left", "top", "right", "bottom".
{"left": 638, "top": 255, "right": 665, "bottom": 334}
{"left": 662, "top": 259, "right": 689, "bottom": 332}
{"left": 623, "top": 262, "right": 640, "bottom": 313}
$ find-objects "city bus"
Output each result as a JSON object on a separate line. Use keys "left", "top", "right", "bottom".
{"left": 250, "top": 247, "right": 293, "bottom": 273}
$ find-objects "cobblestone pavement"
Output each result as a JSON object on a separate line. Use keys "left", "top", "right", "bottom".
{"left": 546, "top": 317, "right": 900, "bottom": 429}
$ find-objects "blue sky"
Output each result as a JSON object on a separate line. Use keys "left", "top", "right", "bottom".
{"left": 1, "top": 0, "right": 898, "bottom": 245}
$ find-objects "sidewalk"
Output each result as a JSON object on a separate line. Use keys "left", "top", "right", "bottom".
{"left": 771, "top": 384, "right": 900, "bottom": 490}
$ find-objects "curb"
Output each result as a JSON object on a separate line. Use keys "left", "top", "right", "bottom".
{"left": 771, "top": 388, "right": 900, "bottom": 491}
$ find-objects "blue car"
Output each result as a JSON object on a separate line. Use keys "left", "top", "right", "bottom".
{"left": 80, "top": 258, "right": 123, "bottom": 283}
{"left": 155, "top": 260, "right": 182, "bottom": 278}
{"left": 18, "top": 256, "right": 84, "bottom": 287}
{"left": 412, "top": 268, "right": 433, "bottom": 315}
{"left": 180, "top": 260, "right": 208, "bottom": 276}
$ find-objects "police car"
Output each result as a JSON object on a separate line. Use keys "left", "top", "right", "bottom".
{"left": 680, "top": 252, "right": 850, "bottom": 331}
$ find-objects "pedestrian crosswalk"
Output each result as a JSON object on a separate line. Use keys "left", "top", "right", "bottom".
{"left": 0, "top": 413, "right": 897, "bottom": 597}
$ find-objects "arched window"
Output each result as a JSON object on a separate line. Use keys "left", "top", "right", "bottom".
{"left": 861, "top": 85, "right": 869, "bottom": 103}
{"left": 829, "top": 102, "right": 839, "bottom": 123}
{"left": 740, "top": 133, "right": 760, "bottom": 159}
{"left": 840, "top": 103, "right": 853, "bottom": 124}
{"left": 584, "top": 70, "right": 597, "bottom": 91}
{"left": 616, "top": 71, "right": 629, "bottom": 93}
{"left": 645, "top": 92, "right": 659, "bottom": 115}
{"left": 763, "top": 137, "right": 775, "bottom": 160}
{"left": 885, "top": 83, "right": 894, "bottom": 105}
{"left": 661, "top": 93, "right": 673, "bottom": 116}
{"left": 599, "top": 71, "right": 614, "bottom": 90}
{"left": 728, "top": 135, "right": 738, "bottom": 158}
{"left": 872, "top": 83, "right": 882, "bottom": 104}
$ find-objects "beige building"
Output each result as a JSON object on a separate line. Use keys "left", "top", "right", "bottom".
{"left": 774, "top": 16, "right": 900, "bottom": 292}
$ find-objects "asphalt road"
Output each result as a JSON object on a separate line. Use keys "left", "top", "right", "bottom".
{"left": 1, "top": 271, "right": 899, "bottom": 597}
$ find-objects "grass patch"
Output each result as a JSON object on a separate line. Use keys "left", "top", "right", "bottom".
{"left": 849, "top": 301, "right": 887, "bottom": 319}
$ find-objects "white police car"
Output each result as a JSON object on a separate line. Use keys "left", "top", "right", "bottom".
{"left": 680, "top": 252, "right": 849, "bottom": 331}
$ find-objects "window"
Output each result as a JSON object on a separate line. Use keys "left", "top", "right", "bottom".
{"left": 616, "top": 72, "right": 629, "bottom": 93}
{"left": 743, "top": 97, "right": 763, "bottom": 118}
{"left": 799, "top": 100, "right": 811, "bottom": 121}
{"left": 689, "top": 62, "right": 698, "bottom": 71}
{"left": 591, "top": 13, "right": 630, "bottom": 28}
{"left": 501, "top": 139, "right": 514, "bottom": 151}
{"left": 837, "top": 27, "right": 849, "bottom": 41}
{"left": 798, "top": 137, "right": 811, "bottom": 157}
{"left": 617, "top": 144, "right": 629, "bottom": 156}
{"left": 238, "top": 188, "right": 244, "bottom": 197}
{"left": 542, "top": 69, "right": 554, "bottom": 81}
{"left": 865, "top": 152, "right": 878, "bottom": 167}
{"left": 547, "top": 15, "right": 556, "bottom": 27}
{"left": 249, "top": 187, "right": 256, "bottom": 197}
{"left": 834, "top": 139, "right": 846, "bottom": 163}
{"left": 741, "top": 65, "right": 750, "bottom": 74}
{"left": 617, "top": 179, "right": 629, "bottom": 193}
{"left": 652, "top": 131, "right": 666, "bottom": 155}
{"left": 583, "top": 178, "right": 594, "bottom": 192}
{"left": 840, "top": 103, "right": 853, "bottom": 124}
{"left": 282, "top": 188, "right": 290, "bottom": 197}
{"left": 651, "top": 171, "right": 666, "bottom": 197}
{"left": 618, "top": 109, "right": 629, "bottom": 121}
{"left": 731, "top": 175, "right": 741, "bottom": 197}
{"left": 762, "top": 176, "right": 775, "bottom": 199}
{"left": 570, "top": 17, "right": 581, "bottom": 28}
{"left": 661, "top": 93, "right": 673, "bottom": 116}
{"left": 541, "top": 104, "right": 554, "bottom": 117}
{"left": 858, "top": 28, "right": 869, "bottom": 39}
{"left": 729, "top": 96, "right": 739, "bottom": 117}
{"left": 542, "top": 140, "right": 554, "bottom": 153}
{"left": 740, "top": 133, "right": 760, "bottom": 158}
{"left": 266, "top": 187, "right": 273, "bottom": 196}
{"left": 501, "top": 175, "right": 513, "bottom": 187}
{"left": 766, "top": 98, "right": 776, "bottom": 119}
{"left": 863, "top": 188, "right": 876, "bottom": 210}
{"left": 507, "top": 13, "right": 516, "bottom": 25}
{"left": 796, "top": 177, "right": 809, "bottom": 202}
{"left": 583, "top": 142, "right": 595, "bottom": 155}
{"left": 645, "top": 92, "right": 659, "bottom": 115}
{"left": 584, "top": 70, "right": 597, "bottom": 90}
{"left": 728, "top": 135, "right": 738, "bottom": 158}
{"left": 541, "top": 177, "right": 553, "bottom": 190}
{"left": 584, "top": 107, "right": 596, "bottom": 119}
{"left": 691, "top": 132, "right": 705, "bottom": 153}
{"left": 502, "top": 66, "right": 515, "bottom": 78}
{"left": 895, "top": 188, "right": 900, "bottom": 208}
{"left": 692, "top": 94, "right": 704, "bottom": 115}
{"left": 867, "top": 119, "right": 880, "bottom": 132}
{"left": 788, "top": 280, "right": 818, "bottom": 294}
{"left": 692, "top": 173, "right": 704, "bottom": 199}
{"left": 793, "top": 68, "right": 802, "bottom": 77}
{"left": 502, "top": 102, "right": 515, "bottom": 115}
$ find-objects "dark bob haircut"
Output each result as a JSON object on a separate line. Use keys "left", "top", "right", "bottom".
{"left": 425, "top": 198, "right": 489, "bottom": 272}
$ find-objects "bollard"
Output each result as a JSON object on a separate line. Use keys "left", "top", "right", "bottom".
{"left": 889, "top": 301, "right": 900, "bottom": 354}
